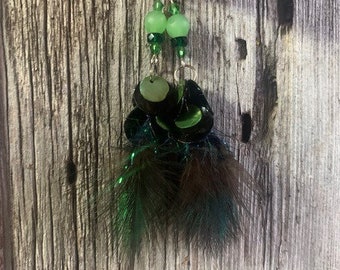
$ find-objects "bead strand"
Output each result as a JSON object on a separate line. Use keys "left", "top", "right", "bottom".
{"left": 166, "top": 1, "right": 190, "bottom": 59}
{"left": 144, "top": 0, "right": 167, "bottom": 55}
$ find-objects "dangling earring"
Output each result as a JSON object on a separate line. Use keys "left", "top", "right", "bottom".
{"left": 114, "top": 0, "right": 181, "bottom": 265}
{"left": 113, "top": 0, "right": 254, "bottom": 264}
{"left": 150, "top": 1, "right": 246, "bottom": 253}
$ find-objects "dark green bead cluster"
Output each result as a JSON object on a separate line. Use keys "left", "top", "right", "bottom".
{"left": 144, "top": 0, "right": 190, "bottom": 58}
{"left": 147, "top": 33, "right": 164, "bottom": 55}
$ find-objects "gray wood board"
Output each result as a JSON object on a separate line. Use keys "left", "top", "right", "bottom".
{"left": 1, "top": 0, "right": 339, "bottom": 269}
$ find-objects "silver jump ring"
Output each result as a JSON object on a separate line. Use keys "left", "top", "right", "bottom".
{"left": 174, "top": 64, "right": 197, "bottom": 83}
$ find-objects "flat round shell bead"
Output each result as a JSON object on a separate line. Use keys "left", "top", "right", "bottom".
{"left": 140, "top": 76, "right": 170, "bottom": 102}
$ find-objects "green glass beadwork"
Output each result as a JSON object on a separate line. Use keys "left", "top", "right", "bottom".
{"left": 145, "top": 10, "right": 167, "bottom": 33}
{"left": 150, "top": 43, "right": 162, "bottom": 54}
{"left": 171, "top": 37, "right": 188, "bottom": 47}
{"left": 153, "top": 0, "right": 164, "bottom": 11}
{"left": 140, "top": 76, "right": 169, "bottom": 102}
{"left": 147, "top": 33, "right": 164, "bottom": 44}
{"left": 176, "top": 46, "right": 186, "bottom": 58}
{"left": 166, "top": 14, "right": 190, "bottom": 38}
{"left": 169, "top": 3, "right": 180, "bottom": 15}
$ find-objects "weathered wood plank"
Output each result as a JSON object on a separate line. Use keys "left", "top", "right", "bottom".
{"left": 0, "top": 1, "right": 13, "bottom": 267}
{"left": 1, "top": 0, "right": 339, "bottom": 269}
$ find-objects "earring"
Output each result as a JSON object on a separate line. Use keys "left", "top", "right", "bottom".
{"left": 115, "top": 1, "right": 181, "bottom": 265}
{"left": 113, "top": 0, "right": 253, "bottom": 264}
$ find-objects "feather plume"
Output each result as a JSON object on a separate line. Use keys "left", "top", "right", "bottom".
{"left": 174, "top": 135, "right": 250, "bottom": 253}
{"left": 113, "top": 142, "right": 182, "bottom": 265}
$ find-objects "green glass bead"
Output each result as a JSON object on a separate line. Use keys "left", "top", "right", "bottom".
{"left": 147, "top": 33, "right": 164, "bottom": 44}
{"left": 140, "top": 76, "right": 169, "bottom": 102}
{"left": 175, "top": 105, "right": 202, "bottom": 129}
{"left": 153, "top": 0, "right": 164, "bottom": 11}
{"left": 145, "top": 10, "right": 167, "bottom": 33}
{"left": 171, "top": 37, "right": 188, "bottom": 47}
{"left": 150, "top": 43, "right": 162, "bottom": 54}
{"left": 166, "top": 14, "right": 190, "bottom": 38}
{"left": 169, "top": 3, "right": 180, "bottom": 15}
{"left": 176, "top": 46, "right": 186, "bottom": 58}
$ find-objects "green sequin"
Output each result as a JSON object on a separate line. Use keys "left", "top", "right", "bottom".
{"left": 166, "top": 14, "right": 190, "bottom": 38}
{"left": 155, "top": 117, "right": 170, "bottom": 131}
{"left": 175, "top": 105, "right": 202, "bottom": 129}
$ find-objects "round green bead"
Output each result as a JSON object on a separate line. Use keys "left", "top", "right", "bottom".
{"left": 153, "top": 0, "right": 164, "bottom": 11}
{"left": 140, "top": 76, "right": 169, "bottom": 102}
{"left": 166, "top": 14, "right": 190, "bottom": 38}
{"left": 145, "top": 10, "right": 167, "bottom": 33}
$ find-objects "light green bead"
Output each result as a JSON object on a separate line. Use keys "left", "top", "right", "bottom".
{"left": 145, "top": 11, "right": 167, "bottom": 33}
{"left": 166, "top": 14, "right": 190, "bottom": 38}
{"left": 140, "top": 76, "right": 169, "bottom": 102}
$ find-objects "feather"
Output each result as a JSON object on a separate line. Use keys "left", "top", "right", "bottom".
{"left": 174, "top": 135, "right": 251, "bottom": 254}
{"left": 113, "top": 142, "right": 183, "bottom": 265}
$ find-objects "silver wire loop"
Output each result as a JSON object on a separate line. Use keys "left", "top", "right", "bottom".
{"left": 174, "top": 63, "right": 197, "bottom": 83}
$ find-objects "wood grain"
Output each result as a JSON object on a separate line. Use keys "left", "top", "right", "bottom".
{"left": 1, "top": 0, "right": 339, "bottom": 269}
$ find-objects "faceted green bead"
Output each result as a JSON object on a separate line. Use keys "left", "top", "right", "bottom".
{"left": 140, "top": 76, "right": 169, "bottom": 102}
{"left": 150, "top": 43, "right": 162, "bottom": 54}
{"left": 171, "top": 37, "right": 188, "bottom": 47}
{"left": 147, "top": 33, "right": 164, "bottom": 44}
{"left": 153, "top": 0, "right": 164, "bottom": 11}
{"left": 166, "top": 14, "right": 190, "bottom": 38}
{"left": 145, "top": 10, "right": 167, "bottom": 33}
{"left": 169, "top": 3, "right": 180, "bottom": 15}
{"left": 176, "top": 46, "right": 186, "bottom": 58}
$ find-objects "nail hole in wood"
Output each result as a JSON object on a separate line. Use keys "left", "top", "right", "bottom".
{"left": 241, "top": 112, "right": 252, "bottom": 143}
{"left": 66, "top": 159, "right": 77, "bottom": 184}
{"left": 235, "top": 38, "right": 247, "bottom": 60}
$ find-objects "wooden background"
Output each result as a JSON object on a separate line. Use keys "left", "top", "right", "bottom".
{"left": 1, "top": 0, "right": 339, "bottom": 269}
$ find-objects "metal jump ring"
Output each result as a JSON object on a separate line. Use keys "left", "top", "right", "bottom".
{"left": 174, "top": 64, "right": 197, "bottom": 83}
